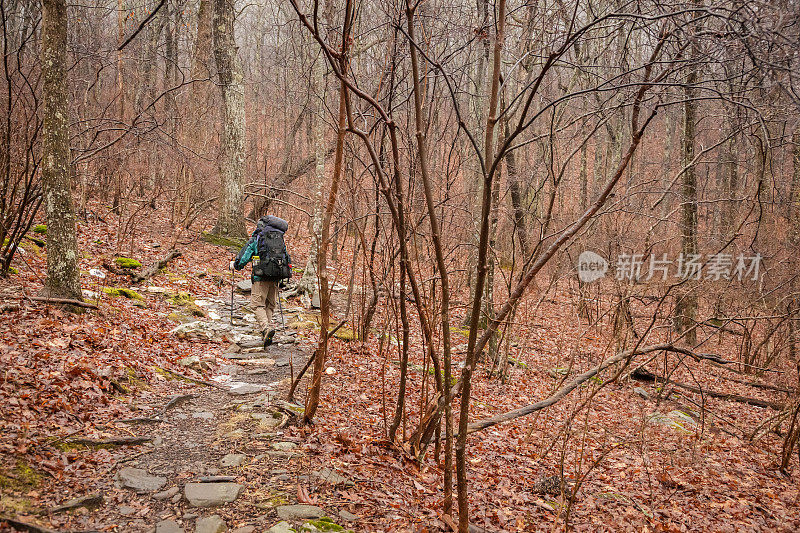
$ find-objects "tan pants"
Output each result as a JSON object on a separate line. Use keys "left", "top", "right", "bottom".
{"left": 251, "top": 280, "right": 278, "bottom": 333}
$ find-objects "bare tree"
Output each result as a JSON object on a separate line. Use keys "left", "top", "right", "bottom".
{"left": 40, "top": 0, "right": 82, "bottom": 300}
{"left": 210, "top": 0, "right": 246, "bottom": 238}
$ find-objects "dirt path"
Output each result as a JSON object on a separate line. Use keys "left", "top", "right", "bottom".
{"left": 30, "top": 294, "right": 361, "bottom": 533}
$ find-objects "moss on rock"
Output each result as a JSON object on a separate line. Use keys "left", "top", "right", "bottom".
{"left": 114, "top": 257, "right": 142, "bottom": 269}
{"left": 201, "top": 231, "right": 246, "bottom": 249}
{"left": 33, "top": 224, "right": 47, "bottom": 234}
{"left": 167, "top": 312, "right": 193, "bottom": 323}
{"left": 301, "top": 518, "right": 352, "bottom": 532}
{"left": 166, "top": 291, "right": 205, "bottom": 317}
{"left": 103, "top": 287, "right": 143, "bottom": 300}
{"left": 332, "top": 328, "right": 356, "bottom": 342}
{"left": 0, "top": 460, "right": 41, "bottom": 490}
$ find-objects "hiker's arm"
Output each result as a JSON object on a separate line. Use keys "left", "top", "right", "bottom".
{"left": 234, "top": 239, "right": 256, "bottom": 270}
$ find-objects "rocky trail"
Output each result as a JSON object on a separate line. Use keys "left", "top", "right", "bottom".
{"left": 33, "top": 291, "right": 361, "bottom": 533}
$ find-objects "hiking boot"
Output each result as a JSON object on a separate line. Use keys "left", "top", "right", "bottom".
{"left": 263, "top": 329, "right": 276, "bottom": 348}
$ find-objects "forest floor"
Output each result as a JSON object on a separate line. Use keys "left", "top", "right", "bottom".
{"left": 2, "top": 205, "right": 800, "bottom": 532}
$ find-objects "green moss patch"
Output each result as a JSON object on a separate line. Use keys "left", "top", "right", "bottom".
{"left": 33, "top": 224, "right": 47, "bottom": 234}
{"left": 166, "top": 291, "right": 205, "bottom": 317}
{"left": 0, "top": 460, "right": 42, "bottom": 491}
{"left": 167, "top": 312, "right": 193, "bottom": 323}
{"left": 124, "top": 367, "right": 149, "bottom": 391}
{"left": 103, "top": 287, "right": 143, "bottom": 300}
{"left": 451, "top": 325, "right": 471, "bottom": 338}
{"left": 302, "top": 518, "right": 353, "bottom": 532}
{"left": 201, "top": 231, "right": 246, "bottom": 250}
{"left": 168, "top": 291, "right": 193, "bottom": 305}
{"left": 0, "top": 494, "right": 39, "bottom": 516}
{"left": 332, "top": 327, "right": 356, "bottom": 341}
{"left": 114, "top": 257, "right": 142, "bottom": 269}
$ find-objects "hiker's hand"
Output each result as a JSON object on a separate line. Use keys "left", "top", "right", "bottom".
{"left": 230, "top": 260, "right": 235, "bottom": 270}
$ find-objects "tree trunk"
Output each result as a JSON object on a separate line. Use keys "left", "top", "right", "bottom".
{"left": 211, "top": 0, "right": 246, "bottom": 239}
{"left": 41, "top": 0, "right": 82, "bottom": 301}
{"left": 675, "top": 10, "right": 700, "bottom": 345}
{"left": 405, "top": 2, "right": 454, "bottom": 514}
{"left": 163, "top": 1, "right": 178, "bottom": 138}
{"left": 298, "top": 45, "right": 327, "bottom": 297}
{"left": 456, "top": 0, "right": 505, "bottom": 528}
{"left": 304, "top": 0, "right": 353, "bottom": 424}
{"left": 789, "top": 127, "right": 800, "bottom": 364}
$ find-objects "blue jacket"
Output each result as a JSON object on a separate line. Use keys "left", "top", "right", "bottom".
{"left": 234, "top": 216, "right": 291, "bottom": 282}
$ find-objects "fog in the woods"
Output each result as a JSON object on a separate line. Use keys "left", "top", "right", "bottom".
{"left": 1, "top": 0, "right": 799, "bottom": 532}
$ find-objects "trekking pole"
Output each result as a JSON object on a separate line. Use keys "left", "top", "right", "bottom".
{"left": 277, "top": 285, "right": 285, "bottom": 332}
{"left": 230, "top": 259, "right": 235, "bottom": 326}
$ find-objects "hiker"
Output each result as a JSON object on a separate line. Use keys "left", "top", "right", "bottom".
{"left": 231, "top": 215, "right": 292, "bottom": 346}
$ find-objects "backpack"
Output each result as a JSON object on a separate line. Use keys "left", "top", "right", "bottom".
{"left": 253, "top": 227, "right": 291, "bottom": 281}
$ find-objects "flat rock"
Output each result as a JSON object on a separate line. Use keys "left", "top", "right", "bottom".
{"left": 116, "top": 467, "right": 167, "bottom": 493}
{"left": 339, "top": 510, "right": 358, "bottom": 522}
{"left": 246, "top": 368, "right": 274, "bottom": 376}
{"left": 118, "top": 506, "right": 135, "bottom": 516}
{"left": 170, "top": 321, "right": 216, "bottom": 341}
{"left": 192, "top": 411, "right": 215, "bottom": 419}
{"left": 271, "top": 441, "right": 297, "bottom": 451}
{"left": 232, "top": 527, "right": 256, "bottom": 533}
{"left": 227, "top": 382, "right": 269, "bottom": 395}
{"left": 219, "top": 454, "right": 246, "bottom": 467}
{"left": 266, "top": 522, "right": 295, "bottom": 533}
{"left": 155, "top": 520, "right": 184, "bottom": 533}
{"left": 253, "top": 413, "right": 282, "bottom": 428}
{"left": 234, "top": 334, "right": 262, "bottom": 346}
{"left": 153, "top": 486, "right": 180, "bottom": 501}
{"left": 236, "top": 280, "right": 253, "bottom": 293}
{"left": 196, "top": 515, "right": 228, "bottom": 533}
{"left": 313, "top": 467, "right": 354, "bottom": 487}
{"left": 184, "top": 482, "right": 243, "bottom": 507}
{"left": 276, "top": 504, "right": 324, "bottom": 521}
{"left": 274, "top": 335, "right": 296, "bottom": 345}
{"left": 223, "top": 352, "right": 264, "bottom": 360}
{"left": 237, "top": 358, "right": 276, "bottom": 365}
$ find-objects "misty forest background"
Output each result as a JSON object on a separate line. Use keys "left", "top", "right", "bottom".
{"left": 2, "top": 0, "right": 800, "bottom": 531}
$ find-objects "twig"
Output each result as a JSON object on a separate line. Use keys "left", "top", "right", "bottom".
{"left": 118, "top": 0, "right": 167, "bottom": 51}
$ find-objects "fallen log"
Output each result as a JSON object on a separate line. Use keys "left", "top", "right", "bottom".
{"left": 102, "top": 249, "right": 181, "bottom": 283}
{"left": 67, "top": 436, "right": 152, "bottom": 446}
{"left": 132, "top": 249, "right": 181, "bottom": 283}
{"left": 715, "top": 372, "right": 793, "bottom": 394}
{"left": 28, "top": 296, "right": 97, "bottom": 309}
{"left": 660, "top": 344, "right": 784, "bottom": 373}
{"left": 50, "top": 493, "right": 103, "bottom": 514}
{"left": 631, "top": 368, "right": 784, "bottom": 411}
